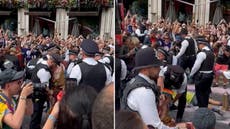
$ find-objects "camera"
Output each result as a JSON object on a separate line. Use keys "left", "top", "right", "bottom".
{"left": 23, "top": 80, "right": 48, "bottom": 99}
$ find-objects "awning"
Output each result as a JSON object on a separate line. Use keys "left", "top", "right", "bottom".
{"left": 212, "top": 3, "right": 223, "bottom": 25}
{"left": 71, "top": 20, "right": 79, "bottom": 37}
{"left": 166, "top": 0, "right": 177, "bottom": 23}
{"left": 32, "top": 19, "right": 41, "bottom": 36}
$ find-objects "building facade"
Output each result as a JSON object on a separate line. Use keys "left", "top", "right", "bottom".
{"left": 0, "top": 0, "right": 114, "bottom": 39}
{"left": 148, "top": 0, "right": 230, "bottom": 25}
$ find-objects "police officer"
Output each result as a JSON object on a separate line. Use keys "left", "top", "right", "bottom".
{"left": 102, "top": 46, "right": 114, "bottom": 75}
{"left": 190, "top": 38, "right": 215, "bottom": 107}
{"left": 30, "top": 53, "right": 62, "bottom": 129}
{"left": 66, "top": 49, "right": 80, "bottom": 78}
{"left": 69, "top": 39, "right": 112, "bottom": 92}
{"left": 158, "top": 65, "right": 187, "bottom": 123}
{"left": 121, "top": 47, "right": 183, "bottom": 129}
{"left": 156, "top": 47, "right": 178, "bottom": 66}
{"left": 175, "top": 28, "right": 197, "bottom": 70}
{"left": 115, "top": 44, "right": 127, "bottom": 110}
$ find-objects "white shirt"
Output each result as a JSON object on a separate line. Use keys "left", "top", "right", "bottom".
{"left": 36, "top": 61, "right": 51, "bottom": 86}
{"left": 127, "top": 73, "right": 175, "bottom": 129}
{"left": 175, "top": 39, "right": 189, "bottom": 59}
{"left": 66, "top": 61, "right": 75, "bottom": 77}
{"left": 120, "top": 59, "right": 127, "bottom": 80}
{"left": 102, "top": 54, "right": 112, "bottom": 64}
{"left": 190, "top": 46, "right": 210, "bottom": 77}
{"left": 135, "top": 29, "right": 145, "bottom": 37}
{"left": 69, "top": 57, "right": 112, "bottom": 85}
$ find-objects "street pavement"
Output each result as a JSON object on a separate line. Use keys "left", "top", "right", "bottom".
{"left": 170, "top": 84, "right": 230, "bottom": 129}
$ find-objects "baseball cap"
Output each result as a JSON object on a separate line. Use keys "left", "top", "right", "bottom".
{"left": 0, "top": 69, "right": 25, "bottom": 86}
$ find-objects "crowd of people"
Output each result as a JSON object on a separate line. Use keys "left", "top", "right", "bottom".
{"left": 0, "top": 28, "right": 115, "bottom": 129}
{"left": 115, "top": 10, "right": 230, "bottom": 129}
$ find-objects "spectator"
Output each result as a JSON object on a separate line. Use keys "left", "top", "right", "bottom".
{"left": 92, "top": 83, "right": 114, "bottom": 129}
{"left": 43, "top": 83, "right": 98, "bottom": 129}
{"left": 0, "top": 69, "right": 33, "bottom": 129}
{"left": 116, "top": 110, "right": 148, "bottom": 129}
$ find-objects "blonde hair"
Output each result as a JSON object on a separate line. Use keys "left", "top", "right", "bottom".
{"left": 130, "top": 36, "right": 140, "bottom": 47}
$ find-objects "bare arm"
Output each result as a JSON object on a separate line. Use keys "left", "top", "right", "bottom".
{"left": 43, "top": 102, "right": 59, "bottom": 129}
{"left": 3, "top": 83, "right": 33, "bottom": 129}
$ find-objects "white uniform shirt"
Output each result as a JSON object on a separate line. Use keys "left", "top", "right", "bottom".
{"left": 190, "top": 46, "right": 211, "bottom": 77}
{"left": 36, "top": 61, "right": 51, "bottom": 86}
{"left": 127, "top": 73, "right": 175, "bottom": 129}
{"left": 175, "top": 39, "right": 189, "bottom": 59}
{"left": 66, "top": 62, "right": 75, "bottom": 77}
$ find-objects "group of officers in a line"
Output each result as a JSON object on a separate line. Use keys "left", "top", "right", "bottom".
{"left": 116, "top": 28, "right": 218, "bottom": 129}
{"left": 0, "top": 39, "right": 114, "bottom": 129}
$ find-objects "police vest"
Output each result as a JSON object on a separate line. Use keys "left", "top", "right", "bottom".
{"left": 25, "top": 58, "right": 40, "bottom": 79}
{"left": 104, "top": 55, "right": 114, "bottom": 75}
{"left": 199, "top": 49, "right": 215, "bottom": 72}
{"left": 120, "top": 75, "right": 160, "bottom": 112}
{"left": 182, "top": 38, "right": 196, "bottom": 57}
{"left": 79, "top": 62, "right": 106, "bottom": 92}
{"left": 31, "top": 63, "right": 51, "bottom": 84}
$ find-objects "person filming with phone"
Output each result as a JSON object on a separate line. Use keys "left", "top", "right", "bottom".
{"left": 0, "top": 68, "right": 33, "bottom": 129}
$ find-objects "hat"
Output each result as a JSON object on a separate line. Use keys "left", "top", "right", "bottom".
{"left": 192, "top": 108, "right": 216, "bottom": 129}
{"left": 103, "top": 46, "right": 111, "bottom": 52}
{"left": 133, "top": 47, "right": 163, "bottom": 70}
{"left": 68, "top": 50, "right": 79, "bottom": 55}
{"left": 0, "top": 69, "right": 25, "bottom": 86}
{"left": 180, "top": 28, "right": 188, "bottom": 35}
{"left": 80, "top": 39, "right": 99, "bottom": 56}
{"left": 196, "top": 38, "right": 209, "bottom": 46}
{"left": 157, "top": 48, "right": 169, "bottom": 57}
{"left": 49, "top": 53, "right": 62, "bottom": 65}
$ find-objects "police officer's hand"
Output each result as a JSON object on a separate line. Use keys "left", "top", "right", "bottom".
{"left": 21, "top": 82, "right": 34, "bottom": 98}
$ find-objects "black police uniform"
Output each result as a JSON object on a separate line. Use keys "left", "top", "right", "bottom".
{"left": 30, "top": 62, "right": 51, "bottom": 129}
{"left": 121, "top": 75, "right": 160, "bottom": 111}
{"left": 78, "top": 61, "right": 106, "bottom": 92}
{"left": 179, "top": 37, "right": 196, "bottom": 70}
{"left": 195, "top": 49, "right": 214, "bottom": 107}
{"left": 69, "top": 39, "right": 109, "bottom": 92}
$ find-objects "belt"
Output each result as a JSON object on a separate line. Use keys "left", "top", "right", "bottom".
{"left": 199, "top": 71, "right": 213, "bottom": 74}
